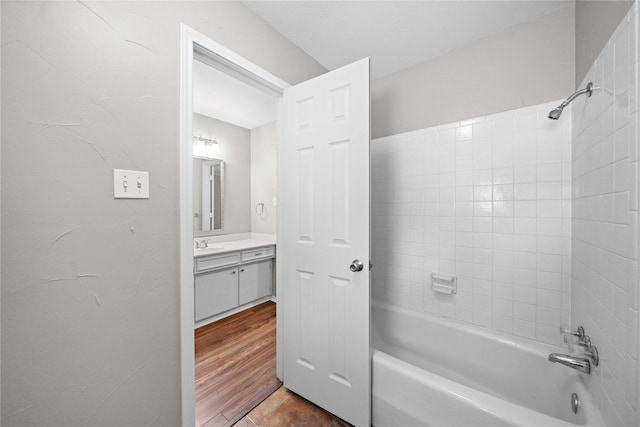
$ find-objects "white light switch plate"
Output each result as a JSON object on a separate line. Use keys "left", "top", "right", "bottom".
{"left": 113, "top": 169, "right": 150, "bottom": 199}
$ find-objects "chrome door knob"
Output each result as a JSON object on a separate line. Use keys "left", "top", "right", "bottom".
{"left": 350, "top": 259, "right": 364, "bottom": 272}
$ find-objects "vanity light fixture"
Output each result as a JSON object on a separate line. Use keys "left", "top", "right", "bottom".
{"left": 193, "top": 135, "right": 221, "bottom": 159}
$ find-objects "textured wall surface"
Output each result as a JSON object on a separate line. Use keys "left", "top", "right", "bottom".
{"left": 0, "top": 2, "right": 325, "bottom": 426}
{"left": 193, "top": 114, "right": 252, "bottom": 235}
{"left": 250, "top": 122, "right": 277, "bottom": 235}
{"left": 371, "top": 4, "right": 575, "bottom": 139}
{"left": 372, "top": 100, "right": 572, "bottom": 346}
{"left": 571, "top": 3, "right": 639, "bottom": 425}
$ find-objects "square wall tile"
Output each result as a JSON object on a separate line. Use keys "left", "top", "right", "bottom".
{"left": 571, "top": 5, "right": 639, "bottom": 426}
{"left": 372, "top": 100, "right": 572, "bottom": 345}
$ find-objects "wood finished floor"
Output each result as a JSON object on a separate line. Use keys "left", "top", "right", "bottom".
{"left": 236, "top": 386, "right": 351, "bottom": 427}
{"left": 195, "top": 302, "right": 282, "bottom": 427}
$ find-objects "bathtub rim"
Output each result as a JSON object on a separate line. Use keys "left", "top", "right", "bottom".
{"left": 372, "top": 298, "right": 567, "bottom": 358}
{"left": 372, "top": 349, "right": 605, "bottom": 427}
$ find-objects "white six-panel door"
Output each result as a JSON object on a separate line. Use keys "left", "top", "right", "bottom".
{"left": 281, "top": 58, "right": 370, "bottom": 426}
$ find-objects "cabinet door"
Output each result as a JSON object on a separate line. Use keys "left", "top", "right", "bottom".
{"left": 194, "top": 267, "right": 239, "bottom": 321}
{"left": 239, "top": 260, "right": 272, "bottom": 305}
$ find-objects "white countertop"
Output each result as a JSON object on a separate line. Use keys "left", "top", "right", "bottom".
{"left": 194, "top": 233, "right": 276, "bottom": 258}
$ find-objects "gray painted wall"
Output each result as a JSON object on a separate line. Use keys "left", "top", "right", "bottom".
{"left": 193, "top": 114, "right": 252, "bottom": 235}
{"left": 371, "top": 4, "right": 575, "bottom": 139}
{"left": 0, "top": 2, "right": 325, "bottom": 426}
{"left": 575, "top": 0, "right": 635, "bottom": 86}
{"left": 250, "top": 122, "right": 277, "bottom": 235}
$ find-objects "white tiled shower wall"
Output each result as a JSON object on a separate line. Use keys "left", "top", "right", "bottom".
{"left": 571, "top": 3, "right": 639, "bottom": 426}
{"left": 372, "top": 101, "right": 572, "bottom": 346}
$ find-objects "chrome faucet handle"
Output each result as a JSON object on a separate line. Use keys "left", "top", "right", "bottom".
{"left": 194, "top": 241, "right": 200, "bottom": 249}
{"left": 564, "top": 331, "right": 599, "bottom": 367}
{"left": 577, "top": 335, "right": 591, "bottom": 347}
{"left": 584, "top": 345, "right": 599, "bottom": 366}
{"left": 560, "top": 326, "right": 585, "bottom": 339}
{"left": 200, "top": 239, "right": 208, "bottom": 248}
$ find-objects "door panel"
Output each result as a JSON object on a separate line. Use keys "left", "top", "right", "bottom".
{"left": 281, "top": 58, "right": 370, "bottom": 426}
{"left": 239, "top": 260, "right": 272, "bottom": 305}
{"left": 194, "top": 267, "right": 238, "bottom": 321}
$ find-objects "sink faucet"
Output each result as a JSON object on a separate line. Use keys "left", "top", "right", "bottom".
{"left": 194, "top": 240, "right": 210, "bottom": 250}
{"left": 548, "top": 353, "right": 591, "bottom": 374}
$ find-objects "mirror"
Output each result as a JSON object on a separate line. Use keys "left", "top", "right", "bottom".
{"left": 194, "top": 157, "right": 224, "bottom": 235}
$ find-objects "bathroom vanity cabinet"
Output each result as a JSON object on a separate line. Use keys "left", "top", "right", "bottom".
{"left": 194, "top": 245, "right": 274, "bottom": 322}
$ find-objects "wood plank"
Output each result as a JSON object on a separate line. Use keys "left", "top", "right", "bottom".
{"left": 200, "top": 413, "right": 228, "bottom": 427}
{"left": 195, "top": 302, "right": 281, "bottom": 427}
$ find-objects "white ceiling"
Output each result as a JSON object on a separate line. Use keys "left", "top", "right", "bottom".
{"left": 243, "top": 0, "right": 572, "bottom": 80}
{"left": 194, "top": 1, "right": 571, "bottom": 128}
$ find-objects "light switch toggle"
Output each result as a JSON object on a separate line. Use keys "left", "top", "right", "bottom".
{"left": 114, "top": 169, "right": 149, "bottom": 199}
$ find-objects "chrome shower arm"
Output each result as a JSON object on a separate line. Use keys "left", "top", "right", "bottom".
{"left": 548, "top": 82, "right": 597, "bottom": 120}
{"left": 560, "top": 82, "right": 595, "bottom": 107}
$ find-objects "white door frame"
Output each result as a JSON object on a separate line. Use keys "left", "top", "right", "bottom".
{"left": 179, "top": 24, "right": 289, "bottom": 427}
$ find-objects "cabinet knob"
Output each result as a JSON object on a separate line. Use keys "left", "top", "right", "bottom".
{"left": 231, "top": 271, "right": 236, "bottom": 275}
{"left": 240, "top": 269, "right": 245, "bottom": 273}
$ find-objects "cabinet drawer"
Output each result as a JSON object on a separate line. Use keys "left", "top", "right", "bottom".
{"left": 241, "top": 246, "right": 274, "bottom": 262}
{"left": 195, "top": 253, "right": 240, "bottom": 273}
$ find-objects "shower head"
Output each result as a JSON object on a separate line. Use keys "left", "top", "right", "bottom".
{"left": 548, "top": 82, "right": 596, "bottom": 120}
{"left": 548, "top": 107, "right": 563, "bottom": 120}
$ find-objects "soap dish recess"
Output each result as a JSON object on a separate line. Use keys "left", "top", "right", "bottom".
{"left": 431, "top": 273, "right": 457, "bottom": 294}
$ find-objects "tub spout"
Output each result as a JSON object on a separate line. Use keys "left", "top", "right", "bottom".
{"left": 548, "top": 353, "right": 591, "bottom": 374}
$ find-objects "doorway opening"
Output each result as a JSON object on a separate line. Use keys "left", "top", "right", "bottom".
{"left": 179, "top": 24, "right": 289, "bottom": 427}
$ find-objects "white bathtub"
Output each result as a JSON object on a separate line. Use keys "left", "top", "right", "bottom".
{"left": 371, "top": 301, "right": 605, "bottom": 427}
